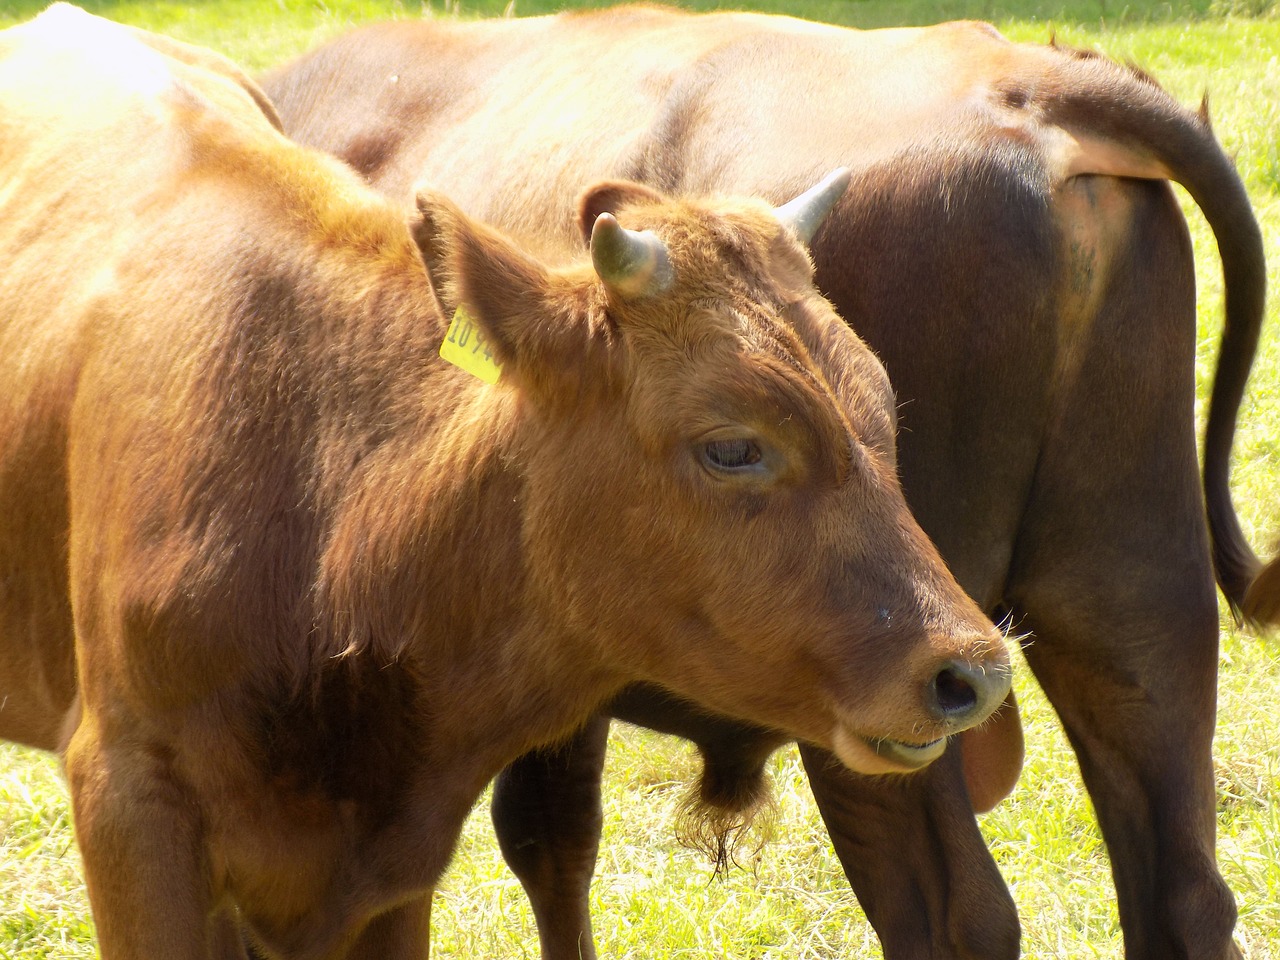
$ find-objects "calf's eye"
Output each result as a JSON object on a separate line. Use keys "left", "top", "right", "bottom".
{"left": 703, "top": 438, "right": 763, "bottom": 471}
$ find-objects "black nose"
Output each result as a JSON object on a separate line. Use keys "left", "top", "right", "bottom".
{"left": 927, "top": 659, "right": 1008, "bottom": 727}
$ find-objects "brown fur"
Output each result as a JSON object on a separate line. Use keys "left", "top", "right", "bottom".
{"left": 263, "top": 8, "right": 1267, "bottom": 959}
{"left": 0, "top": 8, "right": 1010, "bottom": 958}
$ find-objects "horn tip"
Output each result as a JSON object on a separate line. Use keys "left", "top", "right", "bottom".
{"left": 590, "top": 211, "right": 619, "bottom": 238}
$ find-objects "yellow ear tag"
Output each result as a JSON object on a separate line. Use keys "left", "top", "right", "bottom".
{"left": 440, "top": 305, "right": 503, "bottom": 384}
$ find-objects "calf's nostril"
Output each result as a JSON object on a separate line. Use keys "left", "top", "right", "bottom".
{"left": 930, "top": 663, "right": 980, "bottom": 719}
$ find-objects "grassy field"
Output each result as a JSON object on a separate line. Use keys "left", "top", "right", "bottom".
{"left": 1, "top": 0, "right": 1278, "bottom": 957}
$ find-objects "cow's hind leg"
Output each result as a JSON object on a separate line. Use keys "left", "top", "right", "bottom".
{"left": 491, "top": 715, "right": 611, "bottom": 960}
{"left": 799, "top": 742, "right": 1019, "bottom": 960}
{"left": 1005, "top": 176, "right": 1240, "bottom": 960}
{"left": 64, "top": 719, "right": 213, "bottom": 960}
{"left": 1007, "top": 572, "right": 1237, "bottom": 959}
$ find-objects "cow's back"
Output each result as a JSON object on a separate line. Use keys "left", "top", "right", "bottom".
{"left": 267, "top": 7, "right": 721, "bottom": 251}
{"left": 265, "top": 11, "right": 1055, "bottom": 253}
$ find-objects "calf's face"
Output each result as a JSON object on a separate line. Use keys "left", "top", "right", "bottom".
{"left": 415, "top": 174, "right": 1009, "bottom": 776}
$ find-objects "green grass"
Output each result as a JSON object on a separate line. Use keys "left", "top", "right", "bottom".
{"left": 1, "top": 0, "right": 1279, "bottom": 957}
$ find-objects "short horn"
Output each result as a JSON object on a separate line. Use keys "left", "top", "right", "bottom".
{"left": 775, "top": 167, "right": 852, "bottom": 245}
{"left": 590, "top": 213, "right": 674, "bottom": 299}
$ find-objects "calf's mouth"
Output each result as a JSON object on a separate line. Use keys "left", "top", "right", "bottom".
{"left": 831, "top": 725, "right": 948, "bottom": 775}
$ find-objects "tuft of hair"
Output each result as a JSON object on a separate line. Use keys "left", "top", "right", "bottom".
{"left": 673, "top": 755, "right": 778, "bottom": 876}
{"left": 1243, "top": 552, "right": 1280, "bottom": 629}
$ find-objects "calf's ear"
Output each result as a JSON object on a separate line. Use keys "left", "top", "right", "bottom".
{"left": 576, "top": 179, "right": 668, "bottom": 246}
{"left": 412, "top": 187, "right": 608, "bottom": 396}
{"left": 411, "top": 187, "right": 551, "bottom": 374}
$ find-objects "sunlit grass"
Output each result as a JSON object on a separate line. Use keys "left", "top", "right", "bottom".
{"left": 1, "top": 0, "right": 1278, "bottom": 957}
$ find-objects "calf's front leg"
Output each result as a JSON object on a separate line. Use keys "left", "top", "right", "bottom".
{"left": 64, "top": 719, "right": 213, "bottom": 960}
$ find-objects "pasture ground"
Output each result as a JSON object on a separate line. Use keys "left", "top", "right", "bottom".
{"left": 0, "top": 0, "right": 1278, "bottom": 956}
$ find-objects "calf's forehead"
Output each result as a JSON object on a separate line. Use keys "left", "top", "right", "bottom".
{"left": 585, "top": 192, "right": 895, "bottom": 443}
{"left": 616, "top": 194, "right": 813, "bottom": 296}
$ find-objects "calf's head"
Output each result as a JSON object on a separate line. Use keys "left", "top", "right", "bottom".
{"left": 413, "top": 171, "right": 1010, "bottom": 775}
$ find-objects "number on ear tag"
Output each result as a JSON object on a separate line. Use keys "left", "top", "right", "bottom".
{"left": 440, "top": 306, "right": 503, "bottom": 384}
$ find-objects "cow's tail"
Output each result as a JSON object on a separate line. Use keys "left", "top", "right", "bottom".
{"left": 1025, "top": 46, "right": 1270, "bottom": 625}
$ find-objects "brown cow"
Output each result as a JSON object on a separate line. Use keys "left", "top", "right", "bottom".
{"left": 0, "top": 6, "right": 1014, "bottom": 958}
{"left": 262, "top": 8, "right": 1270, "bottom": 960}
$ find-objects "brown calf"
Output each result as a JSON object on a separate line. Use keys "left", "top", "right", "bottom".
{"left": 262, "top": 8, "right": 1270, "bottom": 959}
{"left": 0, "top": 7, "right": 1010, "bottom": 958}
